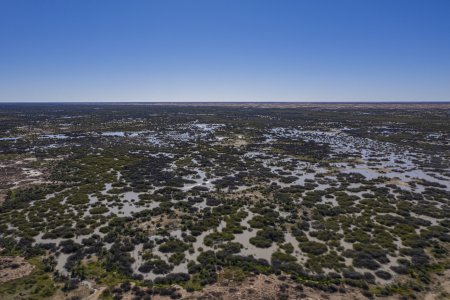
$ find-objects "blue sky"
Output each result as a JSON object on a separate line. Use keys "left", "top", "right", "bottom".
{"left": 0, "top": 0, "right": 449, "bottom": 102}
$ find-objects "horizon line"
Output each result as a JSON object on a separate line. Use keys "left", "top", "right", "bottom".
{"left": 1, "top": 100, "right": 450, "bottom": 104}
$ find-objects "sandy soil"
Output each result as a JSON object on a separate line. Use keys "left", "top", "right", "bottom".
{"left": 0, "top": 256, "right": 34, "bottom": 283}
{"left": 101, "top": 269, "right": 450, "bottom": 300}
{"left": 135, "top": 213, "right": 182, "bottom": 234}
{"left": 221, "top": 135, "right": 248, "bottom": 147}
{"left": 85, "top": 286, "right": 107, "bottom": 300}
{"left": 385, "top": 178, "right": 409, "bottom": 186}
{"left": 0, "top": 157, "right": 48, "bottom": 192}
{"left": 176, "top": 274, "right": 373, "bottom": 300}
{"left": 422, "top": 269, "right": 450, "bottom": 300}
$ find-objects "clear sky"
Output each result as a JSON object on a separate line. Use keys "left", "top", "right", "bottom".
{"left": 1, "top": 0, "right": 449, "bottom": 102}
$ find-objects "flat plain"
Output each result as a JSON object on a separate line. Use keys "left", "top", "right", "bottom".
{"left": 0, "top": 103, "right": 449, "bottom": 299}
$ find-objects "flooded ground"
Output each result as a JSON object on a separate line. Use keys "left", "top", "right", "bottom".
{"left": 0, "top": 103, "right": 449, "bottom": 299}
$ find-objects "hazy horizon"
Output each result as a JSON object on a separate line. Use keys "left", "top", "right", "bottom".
{"left": 0, "top": 100, "right": 450, "bottom": 104}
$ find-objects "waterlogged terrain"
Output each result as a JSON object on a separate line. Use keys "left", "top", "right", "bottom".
{"left": 0, "top": 103, "right": 449, "bottom": 299}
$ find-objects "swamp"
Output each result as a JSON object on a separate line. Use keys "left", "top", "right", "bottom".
{"left": 0, "top": 102, "right": 449, "bottom": 299}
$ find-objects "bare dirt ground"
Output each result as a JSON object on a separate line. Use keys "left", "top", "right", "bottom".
{"left": 154, "top": 272, "right": 450, "bottom": 300}
{"left": 0, "top": 155, "right": 54, "bottom": 204}
{"left": 423, "top": 269, "right": 450, "bottom": 300}
{"left": 95, "top": 268, "right": 450, "bottom": 300}
{"left": 175, "top": 274, "right": 370, "bottom": 300}
{"left": 0, "top": 256, "right": 34, "bottom": 283}
{"left": 221, "top": 134, "right": 248, "bottom": 147}
{"left": 385, "top": 178, "right": 409, "bottom": 187}
{"left": 103, "top": 273, "right": 373, "bottom": 300}
{"left": 49, "top": 284, "right": 94, "bottom": 300}
{"left": 84, "top": 285, "right": 107, "bottom": 300}
{"left": 135, "top": 212, "right": 183, "bottom": 234}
